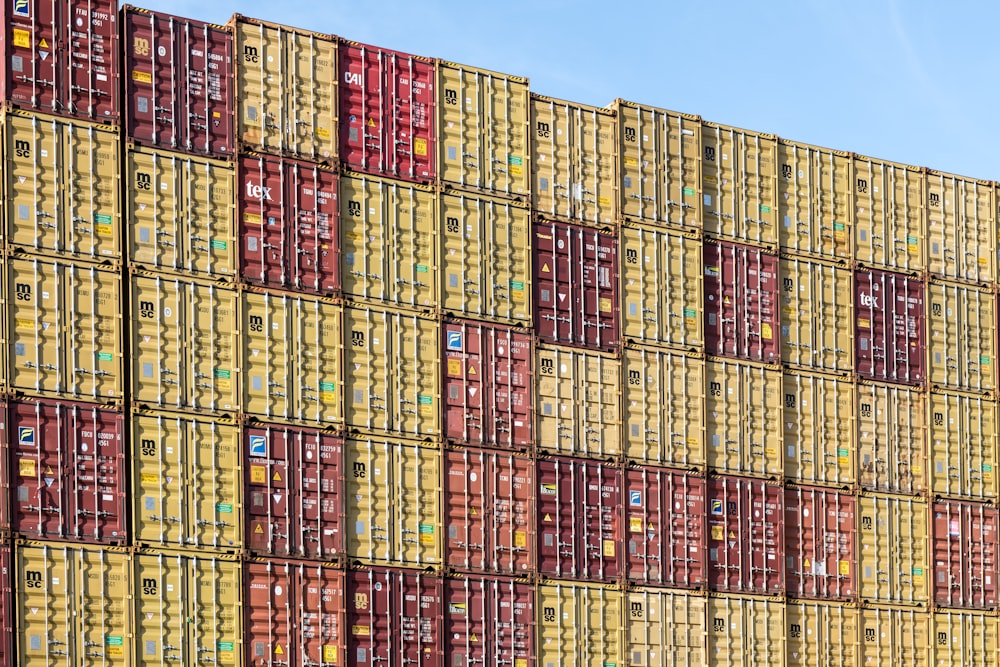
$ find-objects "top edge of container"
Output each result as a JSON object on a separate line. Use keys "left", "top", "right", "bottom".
{"left": 131, "top": 406, "right": 240, "bottom": 423}
{"left": 122, "top": 4, "right": 232, "bottom": 32}
{"left": 337, "top": 37, "right": 434, "bottom": 64}
{"left": 229, "top": 13, "right": 334, "bottom": 41}
{"left": 701, "top": 119, "right": 777, "bottom": 141}
{"left": 530, "top": 93, "right": 616, "bottom": 116}
{"left": 775, "top": 136, "right": 853, "bottom": 158}
{"left": 852, "top": 153, "right": 925, "bottom": 172}
{"left": 437, "top": 60, "right": 528, "bottom": 84}
{"left": 611, "top": 98, "right": 702, "bottom": 121}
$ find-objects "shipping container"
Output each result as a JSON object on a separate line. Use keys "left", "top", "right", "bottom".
{"left": 536, "top": 580, "right": 623, "bottom": 667}
{"left": 704, "top": 240, "right": 780, "bottom": 363}
{"left": 345, "top": 436, "right": 441, "bottom": 568}
{"left": 437, "top": 61, "right": 529, "bottom": 197}
{"left": 536, "top": 344, "right": 620, "bottom": 459}
{"left": 927, "top": 280, "right": 996, "bottom": 393}
{"left": 855, "top": 268, "right": 926, "bottom": 385}
{"left": 132, "top": 409, "right": 242, "bottom": 551}
{"left": 854, "top": 155, "right": 926, "bottom": 272}
{"left": 0, "top": 0, "right": 118, "bottom": 121}
{"left": 122, "top": 6, "right": 234, "bottom": 156}
{"left": 134, "top": 549, "right": 242, "bottom": 667}
{"left": 440, "top": 191, "right": 532, "bottom": 323}
{"left": 534, "top": 219, "right": 619, "bottom": 351}
{"left": 926, "top": 170, "right": 995, "bottom": 283}
{"left": 707, "top": 476, "right": 784, "bottom": 594}
{"left": 785, "top": 600, "right": 858, "bottom": 667}
{"left": 537, "top": 456, "right": 622, "bottom": 581}
{"left": 857, "top": 380, "right": 928, "bottom": 494}
{"left": 932, "top": 610, "right": 999, "bottom": 667}
{"left": 931, "top": 499, "right": 998, "bottom": 610}
{"left": 623, "top": 346, "right": 705, "bottom": 469}
{"left": 444, "top": 574, "right": 535, "bottom": 667}
{"left": 930, "top": 390, "right": 997, "bottom": 501}
{"left": 624, "top": 466, "right": 707, "bottom": 587}
{"left": 130, "top": 271, "right": 239, "bottom": 413}
{"left": 782, "top": 370, "right": 856, "bottom": 488}
{"left": 784, "top": 486, "right": 856, "bottom": 600}
{"left": 858, "top": 493, "right": 929, "bottom": 605}
{"left": 779, "top": 257, "right": 853, "bottom": 372}
{"left": 625, "top": 587, "right": 706, "bottom": 667}
{"left": 0, "top": 543, "right": 9, "bottom": 667}
{"left": 620, "top": 221, "right": 703, "bottom": 349}
{"left": 858, "top": 606, "right": 930, "bottom": 667}
{"left": 705, "top": 358, "right": 783, "bottom": 477}
{"left": 239, "top": 152, "right": 339, "bottom": 294}
{"left": 343, "top": 304, "right": 439, "bottom": 437}
{"left": 706, "top": 594, "right": 785, "bottom": 667}
{"left": 245, "top": 424, "right": 343, "bottom": 560}
{"left": 245, "top": 558, "right": 345, "bottom": 667}
{"left": 3, "top": 108, "right": 120, "bottom": 260}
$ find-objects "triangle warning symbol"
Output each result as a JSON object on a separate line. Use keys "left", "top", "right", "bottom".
{"left": 367, "top": 118, "right": 376, "bottom": 127}
{"left": 468, "top": 365, "right": 477, "bottom": 376}
{"left": 541, "top": 262, "right": 550, "bottom": 273}
{"left": 470, "top": 506, "right": 477, "bottom": 516}
{"left": 254, "top": 524, "right": 264, "bottom": 534}
{"left": 273, "top": 471, "right": 282, "bottom": 481}
{"left": 39, "top": 39, "right": 48, "bottom": 48}
{"left": 470, "top": 634, "right": 478, "bottom": 642}
{"left": 275, "top": 645, "right": 284, "bottom": 655}
{"left": 543, "top": 513, "right": 551, "bottom": 522}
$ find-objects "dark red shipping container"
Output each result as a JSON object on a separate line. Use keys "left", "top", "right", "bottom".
{"left": 855, "top": 269, "right": 926, "bottom": 385}
{"left": 9, "top": 398, "right": 125, "bottom": 544}
{"left": 0, "top": 0, "right": 118, "bottom": 121}
{"left": 245, "top": 423, "right": 344, "bottom": 560}
{"left": 704, "top": 240, "right": 780, "bottom": 363}
{"left": 245, "top": 558, "right": 345, "bottom": 667}
{"left": 537, "top": 456, "right": 622, "bottom": 581}
{"left": 707, "top": 475, "right": 784, "bottom": 594}
{"left": 931, "top": 499, "right": 999, "bottom": 609}
{"left": 0, "top": 541, "right": 9, "bottom": 667}
{"left": 624, "top": 466, "right": 707, "bottom": 588}
{"left": 444, "top": 319, "right": 533, "bottom": 449}
{"left": 339, "top": 39, "right": 435, "bottom": 182}
{"left": 444, "top": 574, "right": 535, "bottom": 667}
{"left": 534, "top": 220, "right": 620, "bottom": 351}
{"left": 122, "top": 6, "right": 234, "bottom": 156}
{"left": 239, "top": 153, "right": 340, "bottom": 294}
{"left": 784, "top": 485, "right": 857, "bottom": 600}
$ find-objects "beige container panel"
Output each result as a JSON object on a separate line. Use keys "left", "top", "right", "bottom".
{"left": 620, "top": 222, "right": 703, "bottom": 349}
{"left": 16, "top": 543, "right": 132, "bottom": 666}
{"left": 776, "top": 140, "right": 853, "bottom": 259}
{"left": 779, "top": 257, "right": 853, "bottom": 372}
{"left": 344, "top": 304, "right": 391, "bottom": 432}
{"left": 927, "top": 281, "right": 996, "bottom": 393}
{"left": 858, "top": 494, "right": 929, "bottom": 604}
{"left": 626, "top": 588, "right": 707, "bottom": 667}
{"left": 786, "top": 601, "right": 858, "bottom": 667}
{"left": 858, "top": 607, "right": 930, "bottom": 667}
{"left": 438, "top": 62, "right": 529, "bottom": 196}
{"left": 930, "top": 391, "right": 998, "bottom": 501}
{"left": 932, "top": 611, "right": 999, "bottom": 667}
{"left": 857, "top": 382, "right": 927, "bottom": 494}
{"left": 783, "top": 371, "right": 856, "bottom": 487}
{"left": 706, "top": 359, "right": 783, "bottom": 476}
{"left": 616, "top": 100, "right": 703, "bottom": 229}
{"left": 4, "top": 109, "right": 120, "bottom": 260}
{"left": 530, "top": 95, "right": 617, "bottom": 225}
{"left": 623, "top": 347, "right": 705, "bottom": 468}
{"left": 537, "top": 582, "right": 623, "bottom": 667}
{"left": 926, "top": 172, "right": 995, "bottom": 282}
{"left": 440, "top": 191, "right": 531, "bottom": 324}
{"left": 341, "top": 173, "right": 438, "bottom": 308}
{"left": 707, "top": 595, "right": 785, "bottom": 667}
{"left": 537, "top": 345, "right": 621, "bottom": 458}
{"left": 853, "top": 156, "right": 925, "bottom": 271}
{"left": 126, "top": 147, "right": 237, "bottom": 277}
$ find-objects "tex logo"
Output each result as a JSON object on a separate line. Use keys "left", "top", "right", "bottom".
{"left": 629, "top": 491, "right": 642, "bottom": 507}
{"left": 446, "top": 330, "right": 463, "bottom": 352}
{"left": 249, "top": 435, "right": 266, "bottom": 457}
{"left": 18, "top": 427, "right": 34, "bottom": 446}
{"left": 12, "top": 0, "right": 29, "bottom": 18}
{"left": 711, "top": 499, "right": 724, "bottom": 516}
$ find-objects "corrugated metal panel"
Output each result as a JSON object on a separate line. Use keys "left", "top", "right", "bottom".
{"left": 0, "top": 544, "right": 9, "bottom": 667}
{"left": 853, "top": 155, "right": 925, "bottom": 272}
{"left": 444, "top": 574, "right": 534, "bottom": 667}
{"left": 706, "top": 594, "right": 785, "bottom": 667}
{"left": 707, "top": 476, "right": 784, "bottom": 595}
{"left": 857, "top": 381, "right": 927, "bottom": 494}
{"left": 785, "top": 600, "right": 858, "bottom": 667}
{"left": 932, "top": 610, "right": 999, "bottom": 667}
{"left": 782, "top": 370, "right": 856, "bottom": 488}
{"left": 537, "top": 580, "right": 623, "bottom": 667}
{"left": 927, "top": 280, "right": 996, "bottom": 393}
{"left": 926, "top": 170, "right": 995, "bottom": 283}
{"left": 930, "top": 390, "right": 998, "bottom": 501}
{"left": 855, "top": 269, "right": 926, "bottom": 385}
{"left": 931, "top": 500, "right": 998, "bottom": 610}
{"left": 626, "top": 588, "right": 706, "bottom": 667}
{"left": 858, "top": 493, "right": 929, "bottom": 605}
{"left": 779, "top": 256, "right": 853, "bottom": 372}
{"left": 858, "top": 606, "right": 930, "bottom": 667}
{"left": 784, "top": 486, "right": 856, "bottom": 600}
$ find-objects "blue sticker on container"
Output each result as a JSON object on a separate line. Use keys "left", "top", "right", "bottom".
{"left": 18, "top": 427, "right": 34, "bottom": 445}
{"left": 446, "top": 330, "right": 463, "bottom": 351}
{"left": 629, "top": 491, "right": 642, "bottom": 506}
{"left": 711, "top": 499, "right": 723, "bottom": 515}
{"left": 13, "top": 0, "right": 29, "bottom": 18}
{"left": 249, "top": 436, "right": 266, "bottom": 457}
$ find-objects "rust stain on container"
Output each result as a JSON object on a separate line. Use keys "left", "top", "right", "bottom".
{"left": 784, "top": 486, "right": 856, "bottom": 600}
{"left": 855, "top": 269, "right": 926, "bottom": 385}
{"left": 857, "top": 381, "right": 927, "bottom": 494}
{"left": 854, "top": 155, "right": 925, "bottom": 272}
{"left": 858, "top": 606, "right": 930, "bottom": 667}
{"left": 779, "top": 257, "right": 854, "bottom": 372}
{"left": 927, "top": 280, "right": 996, "bottom": 393}
{"left": 929, "top": 390, "right": 997, "bottom": 501}
{"left": 931, "top": 499, "right": 998, "bottom": 610}
{"left": 926, "top": 170, "right": 995, "bottom": 283}
{"left": 785, "top": 600, "right": 858, "bottom": 667}
{"left": 858, "top": 493, "right": 929, "bottom": 605}
{"left": 444, "top": 574, "right": 534, "bottom": 667}
{"left": 707, "top": 594, "right": 786, "bottom": 667}
{"left": 707, "top": 476, "right": 784, "bottom": 595}
{"left": 782, "top": 370, "right": 856, "bottom": 488}
{"left": 536, "top": 580, "right": 623, "bottom": 667}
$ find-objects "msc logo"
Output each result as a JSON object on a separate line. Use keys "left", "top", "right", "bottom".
{"left": 249, "top": 435, "right": 267, "bottom": 457}
{"left": 135, "top": 172, "right": 152, "bottom": 190}
{"left": 243, "top": 45, "right": 259, "bottom": 63}
{"left": 937, "top": 632, "right": 948, "bottom": 646}
{"left": 348, "top": 200, "right": 361, "bottom": 217}
{"left": 24, "top": 570, "right": 42, "bottom": 588}
{"left": 17, "top": 427, "right": 34, "bottom": 446}
{"left": 140, "top": 438, "right": 156, "bottom": 457}
{"left": 351, "top": 330, "right": 365, "bottom": 347}
{"left": 629, "top": 601, "right": 643, "bottom": 618}
{"left": 445, "top": 216, "right": 460, "bottom": 234}
{"left": 857, "top": 178, "right": 868, "bottom": 194}
{"left": 15, "top": 282, "right": 31, "bottom": 301}
{"left": 929, "top": 192, "right": 941, "bottom": 207}
{"left": 353, "top": 462, "right": 366, "bottom": 478}
{"left": 860, "top": 402, "right": 872, "bottom": 418}
{"left": 782, "top": 277, "right": 793, "bottom": 292}
{"left": 444, "top": 88, "right": 458, "bottom": 106}
{"left": 446, "top": 330, "right": 462, "bottom": 351}
{"left": 703, "top": 145, "right": 715, "bottom": 162}
{"left": 354, "top": 593, "right": 368, "bottom": 610}
{"left": 790, "top": 623, "right": 801, "bottom": 638}
{"left": 781, "top": 163, "right": 793, "bottom": 179}
{"left": 543, "top": 606, "right": 556, "bottom": 623}
{"left": 134, "top": 37, "right": 150, "bottom": 57}
{"left": 934, "top": 411, "right": 944, "bottom": 427}
{"left": 623, "top": 126, "right": 636, "bottom": 143}
{"left": 248, "top": 314, "right": 264, "bottom": 333}
{"left": 142, "top": 577, "right": 158, "bottom": 595}
{"left": 709, "top": 381, "right": 721, "bottom": 397}
{"left": 627, "top": 369, "right": 640, "bottom": 386}
{"left": 14, "top": 139, "right": 29, "bottom": 158}
{"left": 539, "top": 357, "right": 554, "bottom": 375}
{"left": 865, "top": 628, "right": 876, "bottom": 642}
{"left": 711, "top": 499, "right": 723, "bottom": 515}
{"left": 625, "top": 248, "right": 638, "bottom": 264}
{"left": 713, "top": 617, "right": 725, "bottom": 632}
{"left": 139, "top": 300, "right": 155, "bottom": 318}
{"left": 785, "top": 393, "right": 796, "bottom": 409}
{"left": 12, "top": 0, "right": 29, "bottom": 18}
{"left": 536, "top": 121, "right": 550, "bottom": 139}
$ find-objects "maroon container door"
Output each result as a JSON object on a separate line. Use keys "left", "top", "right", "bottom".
{"left": 245, "top": 424, "right": 344, "bottom": 559}
{"left": 704, "top": 240, "right": 780, "bottom": 362}
{"left": 0, "top": 542, "right": 9, "bottom": 667}
{"left": 123, "top": 7, "right": 234, "bottom": 156}
{"left": 855, "top": 269, "right": 926, "bottom": 385}
{"left": 931, "top": 500, "right": 999, "bottom": 609}
{"left": 784, "top": 486, "right": 857, "bottom": 600}
{"left": 707, "top": 476, "right": 784, "bottom": 594}
{"left": 534, "top": 220, "right": 620, "bottom": 351}
{"left": 444, "top": 575, "right": 535, "bottom": 667}
{"left": 339, "top": 40, "right": 435, "bottom": 182}
{"left": 239, "top": 154, "right": 340, "bottom": 294}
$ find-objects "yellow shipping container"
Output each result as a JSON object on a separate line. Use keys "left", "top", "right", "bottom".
{"left": 440, "top": 191, "right": 531, "bottom": 324}
{"left": 626, "top": 587, "right": 707, "bottom": 667}
{"left": 926, "top": 170, "right": 995, "bottom": 284}
{"left": 615, "top": 100, "right": 702, "bottom": 230}
{"left": 853, "top": 155, "right": 925, "bottom": 272}
{"left": 530, "top": 94, "right": 617, "bottom": 226}
{"left": 15, "top": 542, "right": 133, "bottom": 666}
{"left": 345, "top": 436, "right": 441, "bottom": 568}
{"left": 858, "top": 606, "right": 930, "bottom": 667}
{"left": 706, "top": 357, "right": 783, "bottom": 477}
{"left": 437, "top": 61, "right": 530, "bottom": 197}
{"left": 5, "top": 255, "right": 122, "bottom": 401}
{"left": 341, "top": 172, "right": 439, "bottom": 309}
{"left": 932, "top": 610, "right": 999, "bottom": 667}
{"left": 707, "top": 594, "right": 785, "bottom": 667}
{"left": 2, "top": 108, "right": 120, "bottom": 261}
{"left": 131, "top": 272, "right": 240, "bottom": 413}
{"left": 135, "top": 549, "right": 242, "bottom": 667}
{"left": 927, "top": 280, "right": 996, "bottom": 393}
{"left": 132, "top": 410, "right": 242, "bottom": 552}
{"left": 929, "top": 390, "right": 998, "bottom": 501}
{"left": 779, "top": 257, "right": 854, "bottom": 373}
{"left": 233, "top": 15, "right": 336, "bottom": 161}
{"left": 857, "top": 381, "right": 927, "bottom": 494}
{"left": 783, "top": 370, "right": 856, "bottom": 488}
{"left": 623, "top": 346, "right": 705, "bottom": 468}
{"left": 620, "top": 221, "right": 703, "bottom": 349}
{"left": 537, "top": 580, "right": 623, "bottom": 667}
{"left": 537, "top": 343, "right": 621, "bottom": 459}
{"left": 858, "top": 493, "right": 929, "bottom": 605}
{"left": 126, "top": 145, "right": 237, "bottom": 278}
{"left": 785, "top": 600, "right": 858, "bottom": 667}
{"left": 343, "top": 303, "right": 440, "bottom": 437}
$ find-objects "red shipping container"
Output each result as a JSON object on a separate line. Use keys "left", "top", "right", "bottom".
{"left": 339, "top": 39, "right": 435, "bottom": 182}
{"left": 444, "top": 574, "right": 534, "bottom": 667}
{"left": 9, "top": 398, "right": 125, "bottom": 544}
{"left": 444, "top": 320, "right": 532, "bottom": 449}
{"left": 707, "top": 475, "right": 784, "bottom": 594}
{"left": 931, "top": 499, "right": 999, "bottom": 609}
{"left": 784, "top": 486, "right": 857, "bottom": 600}
{"left": 624, "top": 466, "right": 707, "bottom": 588}
{"left": 239, "top": 154, "right": 340, "bottom": 294}
{"left": 444, "top": 447, "right": 534, "bottom": 575}
{"left": 122, "top": 6, "right": 234, "bottom": 157}
{"left": 704, "top": 240, "right": 780, "bottom": 362}
{"left": 0, "top": 542, "right": 9, "bottom": 667}
{"left": 537, "top": 456, "right": 622, "bottom": 580}
{"left": 245, "top": 558, "right": 345, "bottom": 667}
{"left": 347, "top": 567, "right": 443, "bottom": 666}
{"left": 0, "top": 0, "right": 118, "bottom": 121}
{"left": 855, "top": 269, "right": 926, "bottom": 385}
{"left": 534, "top": 220, "right": 620, "bottom": 351}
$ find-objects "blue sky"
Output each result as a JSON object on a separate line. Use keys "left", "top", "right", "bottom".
{"left": 135, "top": 0, "right": 998, "bottom": 181}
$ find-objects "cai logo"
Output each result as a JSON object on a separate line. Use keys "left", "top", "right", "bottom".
{"left": 446, "top": 330, "right": 463, "bottom": 351}
{"left": 18, "top": 427, "right": 34, "bottom": 446}
{"left": 13, "top": 0, "right": 29, "bottom": 18}
{"left": 711, "top": 499, "right": 723, "bottom": 515}
{"left": 629, "top": 491, "right": 642, "bottom": 506}
{"left": 249, "top": 435, "right": 266, "bottom": 457}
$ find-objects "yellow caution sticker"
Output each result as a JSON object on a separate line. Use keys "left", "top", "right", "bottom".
{"left": 132, "top": 70, "right": 153, "bottom": 84}
{"left": 857, "top": 317, "right": 870, "bottom": 329}
{"left": 272, "top": 471, "right": 282, "bottom": 481}
{"left": 510, "top": 165, "right": 523, "bottom": 177}
{"left": 598, "top": 196, "right": 611, "bottom": 206}
{"left": 39, "top": 39, "right": 48, "bottom": 49}
{"left": 624, "top": 157, "right": 638, "bottom": 167}
{"left": 250, "top": 465, "right": 266, "bottom": 484}
{"left": 316, "top": 127, "right": 330, "bottom": 139}
{"left": 468, "top": 365, "right": 477, "bottom": 376}
{"left": 629, "top": 517, "right": 642, "bottom": 533}
{"left": 470, "top": 634, "right": 478, "bottom": 642}
{"left": 244, "top": 213, "right": 262, "bottom": 225}
{"left": 323, "top": 646, "right": 338, "bottom": 662}
{"left": 599, "top": 297, "right": 611, "bottom": 313}
{"left": 602, "top": 539, "right": 615, "bottom": 557}
{"left": 541, "top": 262, "right": 551, "bottom": 273}
{"left": 254, "top": 524, "right": 264, "bottom": 534}
{"left": 107, "top": 646, "right": 124, "bottom": 658}
{"left": 141, "top": 473, "right": 158, "bottom": 484}
{"left": 839, "top": 560, "right": 850, "bottom": 576}
{"left": 352, "top": 625, "right": 370, "bottom": 636}
{"left": 514, "top": 531, "right": 526, "bottom": 547}
{"left": 414, "top": 138, "right": 427, "bottom": 156}
{"left": 274, "top": 645, "right": 284, "bottom": 655}
{"left": 447, "top": 359, "right": 462, "bottom": 375}
{"left": 543, "top": 513, "right": 552, "bottom": 522}
{"left": 19, "top": 459, "right": 35, "bottom": 476}
{"left": 12, "top": 29, "right": 30, "bottom": 49}
{"left": 761, "top": 322, "right": 772, "bottom": 340}
{"left": 711, "top": 525, "right": 723, "bottom": 541}
{"left": 16, "top": 319, "right": 33, "bottom": 330}
{"left": 470, "top": 506, "right": 478, "bottom": 516}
